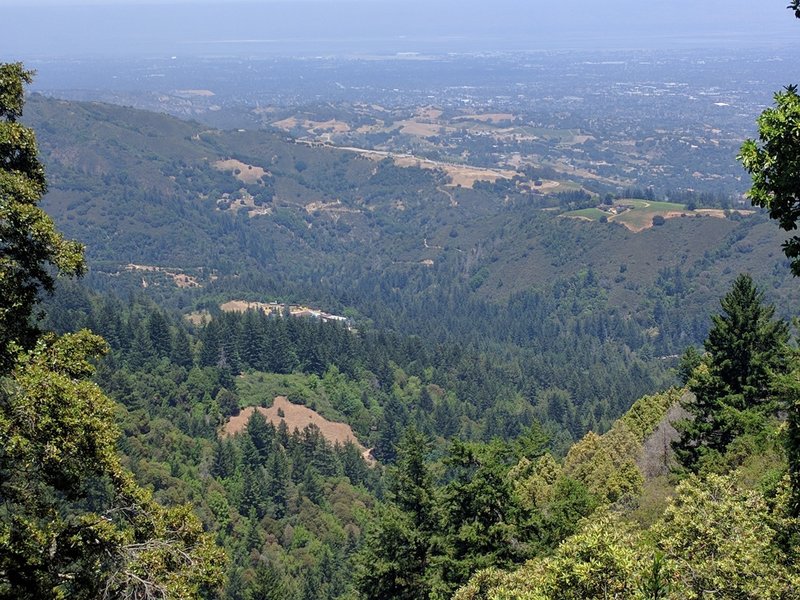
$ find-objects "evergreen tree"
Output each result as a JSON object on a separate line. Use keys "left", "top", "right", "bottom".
{"left": 341, "top": 440, "right": 370, "bottom": 488}
{"left": 239, "top": 310, "right": 266, "bottom": 370}
{"left": 704, "top": 274, "right": 788, "bottom": 403}
{"left": 375, "top": 396, "right": 408, "bottom": 463}
{"left": 171, "top": 324, "right": 195, "bottom": 368}
{"left": 354, "top": 428, "right": 436, "bottom": 600}
{"left": 200, "top": 318, "right": 223, "bottom": 367}
{"left": 147, "top": 309, "right": 172, "bottom": 358}
{"left": 246, "top": 409, "right": 275, "bottom": 461}
{"left": 388, "top": 427, "right": 437, "bottom": 534}
{"left": 246, "top": 561, "right": 292, "bottom": 600}
{"left": 127, "top": 321, "right": 155, "bottom": 369}
{"left": 674, "top": 274, "right": 790, "bottom": 471}
{"left": 434, "top": 440, "right": 527, "bottom": 596}
{"left": 265, "top": 448, "right": 289, "bottom": 518}
{"left": 302, "top": 466, "right": 325, "bottom": 505}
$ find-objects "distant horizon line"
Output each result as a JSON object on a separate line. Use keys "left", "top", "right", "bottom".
{"left": 9, "top": 36, "right": 799, "bottom": 62}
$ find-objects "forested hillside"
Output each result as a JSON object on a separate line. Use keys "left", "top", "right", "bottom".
{"left": 24, "top": 94, "right": 800, "bottom": 439}
{"left": 3, "top": 48, "right": 800, "bottom": 600}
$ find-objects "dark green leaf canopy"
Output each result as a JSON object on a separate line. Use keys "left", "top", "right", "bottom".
{"left": 0, "top": 62, "right": 85, "bottom": 372}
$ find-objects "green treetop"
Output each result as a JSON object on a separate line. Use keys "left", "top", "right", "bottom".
{"left": 739, "top": 86, "right": 800, "bottom": 275}
{"left": 0, "top": 64, "right": 224, "bottom": 599}
{"left": 674, "top": 274, "right": 789, "bottom": 471}
{"left": 0, "top": 63, "right": 85, "bottom": 373}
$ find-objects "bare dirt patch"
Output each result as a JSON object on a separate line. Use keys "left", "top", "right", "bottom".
{"left": 174, "top": 89, "right": 215, "bottom": 97}
{"left": 397, "top": 120, "right": 442, "bottom": 137}
{"left": 304, "top": 200, "right": 361, "bottom": 215}
{"left": 444, "top": 164, "right": 517, "bottom": 188}
{"left": 125, "top": 264, "right": 201, "bottom": 288}
{"left": 213, "top": 159, "right": 268, "bottom": 185}
{"left": 327, "top": 144, "right": 520, "bottom": 189}
{"left": 271, "top": 117, "right": 350, "bottom": 135}
{"left": 184, "top": 310, "right": 211, "bottom": 326}
{"left": 271, "top": 116, "right": 299, "bottom": 131}
{"left": 355, "top": 123, "right": 386, "bottom": 134}
{"left": 454, "top": 112, "right": 515, "bottom": 123}
{"left": 309, "top": 119, "right": 351, "bottom": 134}
{"left": 220, "top": 300, "right": 282, "bottom": 314}
{"left": 223, "top": 396, "right": 374, "bottom": 463}
{"left": 388, "top": 154, "right": 516, "bottom": 188}
{"left": 612, "top": 208, "right": 754, "bottom": 232}
{"left": 217, "top": 190, "right": 272, "bottom": 217}
{"left": 521, "top": 179, "right": 561, "bottom": 192}
{"left": 695, "top": 208, "right": 754, "bottom": 218}
{"left": 415, "top": 106, "right": 443, "bottom": 120}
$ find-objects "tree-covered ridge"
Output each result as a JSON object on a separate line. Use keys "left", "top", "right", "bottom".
{"left": 26, "top": 92, "right": 798, "bottom": 348}
{"left": 42, "top": 279, "right": 670, "bottom": 459}
{"left": 25, "top": 89, "right": 800, "bottom": 454}
{"left": 451, "top": 275, "right": 800, "bottom": 600}
{"left": 6, "top": 12, "right": 800, "bottom": 592}
{"left": 34, "top": 275, "right": 696, "bottom": 600}
{"left": 352, "top": 386, "right": 691, "bottom": 600}
{"left": 43, "top": 273, "right": 798, "bottom": 600}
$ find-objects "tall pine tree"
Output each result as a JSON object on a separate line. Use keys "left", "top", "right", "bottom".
{"left": 674, "top": 274, "right": 789, "bottom": 471}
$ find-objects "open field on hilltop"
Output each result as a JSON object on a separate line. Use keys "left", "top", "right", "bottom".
{"left": 123, "top": 264, "right": 203, "bottom": 288}
{"left": 611, "top": 199, "right": 688, "bottom": 231}
{"left": 212, "top": 159, "right": 268, "bottom": 184}
{"left": 335, "top": 144, "right": 524, "bottom": 188}
{"left": 415, "top": 106, "right": 443, "bottom": 120}
{"left": 563, "top": 198, "right": 755, "bottom": 232}
{"left": 220, "top": 299, "right": 281, "bottom": 313}
{"left": 566, "top": 207, "right": 607, "bottom": 220}
{"left": 563, "top": 199, "right": 697, "bottom": 232}
{"left": 397, "top": 120, "right": 442, "bottom": 137}
{"left": 271, "top": 116, "right": 351, "bottom": 134}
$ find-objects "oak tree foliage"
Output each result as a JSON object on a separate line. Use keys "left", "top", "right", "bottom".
{"left": 0, "top": 64, "right": 224, "bottom": 599}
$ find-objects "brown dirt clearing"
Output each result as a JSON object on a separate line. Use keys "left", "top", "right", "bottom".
{"left": 184, "top": 310, "right": 211, "bottom": 326}
{"left": 304, "top": 200, "right": 361, "bottom": 215}
{"left": 611, "top": 209, "right": 754, "bottom": 232}
{"left": 397, "top": 120, "right": 442, "bottom": 137}
{"left": 415, "top": 106, "right": 443, "bottom": 119}
{"left": 213, "top": 159, "right": 268, "bottom": 184}
{"left": 125, "top": 264, "right": 201, "bottom": 288}
{"left": 454, "top": 112, "right": 514, "bottom": 123}
{"left": 220, "top": 300, "right": 282, "bottom": 314}
{"left": 223, "top": 396, "right": 374, "bottom": 463}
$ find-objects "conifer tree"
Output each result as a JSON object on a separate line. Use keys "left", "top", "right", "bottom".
{"left": 674, "top": 274, "right": 789, "bottom": 470}
{"left": 354, "top": 427, "right": 436, "bottom": 600}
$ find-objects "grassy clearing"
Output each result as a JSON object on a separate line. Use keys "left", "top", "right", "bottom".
{"left": 612, "top": 200, "right": 688, "bottom": 231}
{"left": 222, "top": 398, "right": 371, "bottom": 458}
{"left": 616, "top": 198, "right": 686, "bottom": 211}
{"left": 237, "top": 372, "right": 322, "bottom": 410}
{"left": 563, "top": 198, "right": 692, "bottom": 231}
{"left": 564, "top": 207, "right": 607, "bottom": 220}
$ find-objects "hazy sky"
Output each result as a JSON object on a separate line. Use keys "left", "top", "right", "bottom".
{"left": 2, "top": 0, "right": 797, "bottom": 58}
